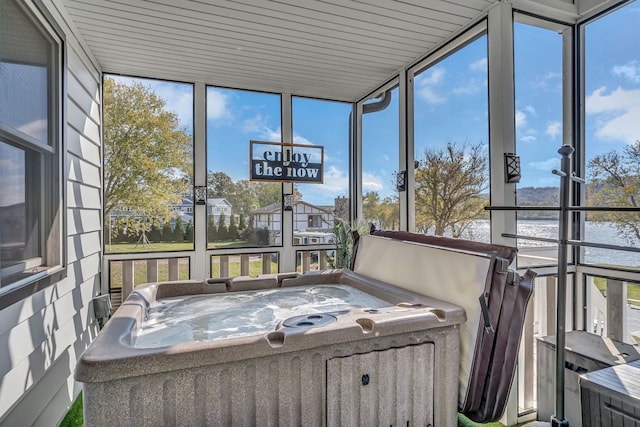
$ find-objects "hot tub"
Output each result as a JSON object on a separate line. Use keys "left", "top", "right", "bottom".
{"left": 76, "top": 270, "right": 465, "bottom": 427}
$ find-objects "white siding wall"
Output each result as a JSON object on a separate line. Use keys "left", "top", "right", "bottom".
{"left": 0, "top": 0, "right": 102, "bottom": 425}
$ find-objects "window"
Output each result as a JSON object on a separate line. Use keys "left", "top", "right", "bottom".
{"left": 361, "top": 84, "right": 400, "bottom": 231}
{"left": 206, "top": 87, "right": 282, "bottom": 248}
{"left": 583, "top": 4, "right": 640, "bottom": 269}
{"left": 513, "top": 16, "right": 568, "bottom": 268}
{"left": 0, "top": 0, "right": 63, "bottom": 298}
{"left": 411, "top": 30, "right": 489, "bottom": 241}
{"left": 291, "top": 96, "right": 351, "bottom": 245}
{"left": 103, "top": 76, "right": 194, "bottom": 253}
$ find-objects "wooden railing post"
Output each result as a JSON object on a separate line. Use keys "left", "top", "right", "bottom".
{"left": 122, "top": 260, "right": 134, "bottom": 300}
{"left": 262, "top": 253, "right": 271, "bottom": 274}
{"left": 168, "top": 258, "right": 179, "bottom": 281}
{"left": 147, "top": 259, "right": 158, "bottom": 282}
{"left": 219, "top": 255, "right": 229, "bottom": 277}
{"left": 240, "top": 255, "right": 249, "bottom": 276}
{"left": 606, "top": 279, "right": 628, "bottom": 343}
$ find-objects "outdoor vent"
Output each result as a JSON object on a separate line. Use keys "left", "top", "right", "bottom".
{"left": 92, "top": 294, "right": 112, "bottom": 320}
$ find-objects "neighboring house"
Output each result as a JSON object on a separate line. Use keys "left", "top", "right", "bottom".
{"left": 252, "top": 200, "right": 335, "bottom": 245}
{"left": 171, "top": 196, "right": 233, "bottom": 226}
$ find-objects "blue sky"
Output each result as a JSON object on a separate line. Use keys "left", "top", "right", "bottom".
{"left": 105, "top": 3, "right": 640, "bottom": 207}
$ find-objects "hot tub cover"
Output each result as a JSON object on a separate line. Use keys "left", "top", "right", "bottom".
{"left": 352, "top": 231, "right": 536, "bottom": 423}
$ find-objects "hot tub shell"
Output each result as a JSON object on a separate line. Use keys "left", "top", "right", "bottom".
{"left": 76, "top": 270, "right": 465, "bottom": 427}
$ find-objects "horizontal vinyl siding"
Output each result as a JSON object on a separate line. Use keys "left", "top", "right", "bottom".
{"left": 0, "top": 0, "right": 102, "bottom": 425}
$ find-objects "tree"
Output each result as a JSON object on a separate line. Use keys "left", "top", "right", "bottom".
{"left": 228, "top": 215, "right": 239, "bottom": 240}
{"left": 184, "top": 219, "right": 194, "bottom": 243}
{"left": 414, "top": 141, "right": 488, "bottom": 237}
{"left": 238, "top": 213, "right": 246, "bottom": 231}
{"left": 362, "top": 191, "right": 400, "bottom": 231}
{"left": 207, "top": 214, "right": 217, "bottom": 243}
{"left": 147, "top": 219, "right": 163, "bottom": 242}
{"left": 172, "top": 216, "right": 185, "bottom": 242}
{"left": 162, "top": 220, "right": 173, "bottom": 242}
{"left": 587, "top": 140, "right": 640, "bottom": 244}
{"left": 103, "top": 77, "right": 192, "bottom": 240}
{"left": 217, "top": 213, "right": 228, "bottom": 241}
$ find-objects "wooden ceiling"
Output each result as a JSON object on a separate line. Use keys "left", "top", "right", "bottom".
{"left": 62, "top": 0, "right": 499, "bottom": 101}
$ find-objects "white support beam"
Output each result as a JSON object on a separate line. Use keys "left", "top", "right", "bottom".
{"left": 193, "top": 81, "right": 208, "bottom": 280}
{"left": 280, "top": 93, "right": 295, "bottom": 273}
{"left": 488, "top": 2, "right": 517, "bottom": 247}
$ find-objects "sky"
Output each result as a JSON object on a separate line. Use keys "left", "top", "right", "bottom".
{"left": 103, "top": 2, "right": 640, "bottom": 208}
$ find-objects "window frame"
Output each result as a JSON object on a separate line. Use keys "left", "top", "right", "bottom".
{"left": 0, "top": 0, "right": 66, "bottom": 310}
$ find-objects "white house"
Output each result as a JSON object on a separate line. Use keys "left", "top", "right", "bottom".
{"left": 170, "top": 196, "right": 233, "bottom": 225}
{"left": 252, "top": 200, "right": 335, "bottom": 245}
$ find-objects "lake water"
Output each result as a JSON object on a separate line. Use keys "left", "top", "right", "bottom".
{"left": 459, "top": 220, "right": 639, "bottom": 268}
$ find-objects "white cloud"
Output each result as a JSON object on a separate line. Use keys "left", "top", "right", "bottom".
{"left": 469, "top": 58, "right": 487, "bottom": 72}
{"left": 293, "top": 134, "right": 314, "bottom": 145}
{"left": 452, "top": 77, "right": 486, "bottom": 95}
{"left": 534, "top": 72, "right": 562, "bottom": 91}
{"left": 321, "top": 165, "right": 349, "bottom": 193}
{"left": 421, "top": 67, "right": 445, "bottom": 85}
{"left": 417, "top": 67, "right": 447, "bottom": 105}
{"left": 519, "top": 135, "right": 537, "bottom": 143}
{"left": 545, "top": 121, "right": 561, "bottom": 140}
{"left": 418, "top": 87, "right": 446, "bottom": 105}
{"left": 207, "top": 88, "right": 230, "bottom": 120}
{"left": 524, "top": 105, "right": 537, "bottom": 116}
{"left": 154, "top": 85, "right": 194, "bottom": 127}
{"left": 528, "top": 157, "right": 560, "bottom": 171}
{"left": 362, "top": 171, "right": 384, "bottom": 191}
{"left": 515, "top": 110, "right": 527, "bottom": 129}
{"left": 586, "top": 86, "right": 640, "bottom": 143}
{"left": 612, "top": 61, "right": 640, "bottom": 83}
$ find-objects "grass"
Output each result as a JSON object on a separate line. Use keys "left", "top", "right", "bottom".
{"left": 60, "top": 398, "right": 505, "bottom": 427}
{"left": 210, "top": 257, "right": 279, "bottom": 277}
{"left": 105, "top": 240, "right": 257, "bottom": 254}
{"left": 109, "top": 258, "right": 190, "bottom": 289}
{"left": 592, "top": 272, "right": 640, "bottom": 306}
{"left": 60, "top": 393, "right": 82, "bottom": 427}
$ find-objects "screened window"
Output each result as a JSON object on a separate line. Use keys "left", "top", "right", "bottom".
{"left": 584, "top": 4, "right": 640, "bottom": 269}
{"left": 103, "top": 76, "right": 194, "bottom": 253}
{"left": 291, "top": 96, "right": 351, "bottom": 245}
{"left": 206, "top": 87, "right": 282, "bottom": 248}
{"left": 0, "top": 0, "right": 63, "bottom": 296}
{"left": 412, "top": 32, "right": 489, "bottom": 242}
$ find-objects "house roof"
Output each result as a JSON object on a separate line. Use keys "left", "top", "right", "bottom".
{"left": 62, "top": 0, "right": 501, "bottom": 102}
{"left": 251, "top": 200, "right": 333, "bottom": 215}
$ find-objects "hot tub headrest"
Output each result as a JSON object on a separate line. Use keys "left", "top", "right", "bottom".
{"left": 370, "top": 230, "right": 517, "bottom": 263}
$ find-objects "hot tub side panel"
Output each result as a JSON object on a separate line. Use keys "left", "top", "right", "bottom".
{"left": 82, "top": 327, "right": 460, "bottom": 427}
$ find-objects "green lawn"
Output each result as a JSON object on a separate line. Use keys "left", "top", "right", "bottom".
{"left": 105, "top": 240, "right": 256, "bottom": 254}
{"left": 60, "top": 394, "right": 82, "bottom": 427}
{"left": 592, "top": 271, "right": 640, "bottom": 306}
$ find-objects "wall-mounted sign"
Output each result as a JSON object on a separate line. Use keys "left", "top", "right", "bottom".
{"left": 250, "top": 140, "right": 324, "bottom": 184}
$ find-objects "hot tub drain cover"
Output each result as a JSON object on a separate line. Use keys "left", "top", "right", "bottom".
{"left": 283, "top": 313, "right": 336, "bottom": 329}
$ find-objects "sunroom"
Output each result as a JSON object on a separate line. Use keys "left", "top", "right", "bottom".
{"left": 1, "top": 0, "right": 640, "bottom": 425}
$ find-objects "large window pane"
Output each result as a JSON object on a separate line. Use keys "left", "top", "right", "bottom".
{"left": 104, "top": 76, "right": 194, "bottom": 253}
{"left": 513, "top": 19, "right": 565, "bottom": 267}
{"left": 412, "top": 34, "right": 489, "bottom": 242}
{"left": 0, "top": 0, "right": 61, "bottom": 293}
{"left": 362, "top": 86, "right": 400, "bottom": 231}
{"left": 0, "top": 0, "right": 53, "bottom": 146}
{"left": 292, "top": 97, "right": 351, "bottom": 245}
{"left": 206, "top": 88, "right": 281, "bottom": 248}
{"left": 584, "top": 5, "right": 640, "bottom": 269}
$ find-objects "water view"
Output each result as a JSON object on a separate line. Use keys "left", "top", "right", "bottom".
{"left": 461, "top": 220, "right": 639, "bottom": 268}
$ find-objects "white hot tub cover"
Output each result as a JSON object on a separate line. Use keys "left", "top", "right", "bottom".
{"left": 352, "top": 231, "right": 536, "bottom": 423}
